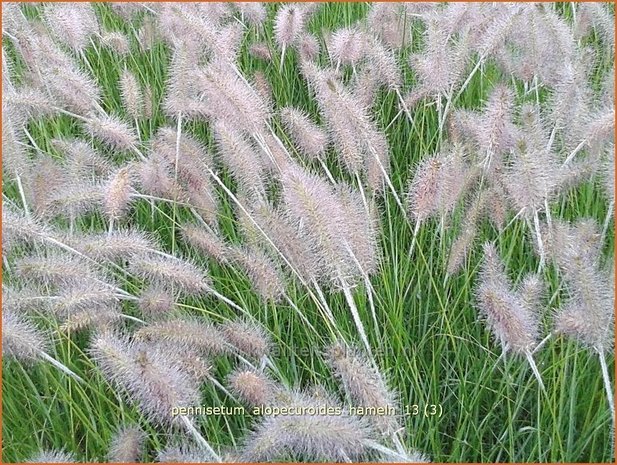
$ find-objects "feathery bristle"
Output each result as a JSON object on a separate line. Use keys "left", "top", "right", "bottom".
{"left": 42, "top": 180, "right": 103, "bottom": 220}
{"left": 295, "top": 32, "right": 320, "bottom": 62}
{"left": 137, "top": 286, "right": 176, "bottom": 319}
{"left": 274, "top": 5, "right": 305, "bottom": 49}
{"left": 71, "top": 229, "right": 155, "bottom": 262}
{"left": 326, "top": 342, "right": 399, "bottom": 435}
{"left": 43, "top": 3, "right": 99, "bottom": 53}
{"left": 156, "top": 445, "right": 214, "bottom": 463}
{"left": 90, "top": 331, "right": 201, "bottom": 426}
{"left": 228, "top": 368, "right": 276, "bottom": 407}
{"left": 101, "top": 31, "right": 131, "bottom": 56}
{"left": 108, "top": 425, "right": 146, "bottom": 463}
{"left": 236, "top": 2, "right": 267, "bottom": 27}
{"left": 135, "top": 318, "right": 228, "bottom": 356}
{"left": 59, "top": 309, "right": 121, "bottom": 334}
{"left": 2, "top": 310, "right": 48, "bottom": 363}
{"left": 329, "top": 27, "right": 369, "bottom": 66}
{"left": 248, "top": 42, "right": 273, "bottom": 61}
{"left": 14, "top": 252, "right": 101, "bottom": 288}
{"left": 220, "top": 319, "right": 271, "bottom": 360}
{"left": 212, "top": 120, "right": 266, "bottom": 196}
{"left": 280, "top": 106, "right": 328, "bottom": 160}
{"left": 239, "top": 390, "right": 372, "bottom": 462}
{"left": 181, "top": 224, "right": 229, "bottom": 264}
{"left": 103, "top": 166, "right": 135, "bottom": 222}
{"left": 231, "top": 246, "right": 286, "bottom": 302}
{"left": 475, "top": 243, "right": 539, "bottom": 353}
{"left": 52, "top": 282, "right": 119, "bottom": 319}
{"left": 51, "top": 138, "right": 111, "bottom": 179}
{"left": 26, "top": 450, "right": 76, "bottom": 463}
{"left": 2, "top": 206, "right": 50, "bottom": 249}
{"left": 128, "top": 255, "right": 211, "bottom": 296}
{"left": 407, "top": 156, "right": 442, "bottom": 223}
{"left": 120, "top": 69, "right": 144, "bottom": 120}
{"left": 85, "top": 115, "right": 138, "bottom": 152}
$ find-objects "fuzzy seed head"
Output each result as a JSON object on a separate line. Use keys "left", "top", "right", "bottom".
{"left": 326, "top": 342, "right": 399, "bottom": 435}
{"left": 407, "top": 156, "right": 442, "bottom": 223}
{"left": 85, "top": 115, "right": 138, "bottom": 152}
{"left": 239, "top": 390, "right": 372, "bottom": 462}
{"left": 71, "top": 229, "right": 155, "bottom": 262}
{"left": 181, "top": 224, "right": 229, "bottom": 264}
{"left": 274, "top": 5, "right": 305, "bottom": 48}
{"left": 43, "top": 3, "right": 99, "bottom": 53}
{"left": 228, "top": 369, "right": 276, "bottom": 407}
{"left": 120, "top": 69, "right": 143, "bottom": 120}
{"left": 135, "top": 318, "right": 228, "bottom": 356}
{"left": 2, "top": 310, "right": 47, "bottom": 363}
{"left": 26, "top": 450, "right": 76, "bottom": 463}
{"left": 221, "top": 320, "right": 271, "bottom": 360}
{"left": 90, "top": 332, "right": 201, "bottom": 426}
{"left": 280, "top": 106, "right": 328, "bottom": 160}
{"left": 475, "top": 243, "right": 539, "bottom": 353}
{"left": 137, "top": 286, "right": 176, "bottom": 319}
{"left": 108, "top": 425, "right": 146, "bottom": 463}
{"left": 129, "top": 255, "right": 211, "bottom": 296}
{"left": 103, "top": 166, "right": 135, "bottom": 221}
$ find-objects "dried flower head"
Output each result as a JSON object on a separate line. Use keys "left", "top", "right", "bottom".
{"left": 85, "top": 114, "right": 138, "bottom": 152}
{"left": 90, "top": 331, "right": 201, "bottom": 426}
{"left": 228, "top": 368, "right": 277, "bottom": 407}
{"left": 108, "top": 425, "right": 146, "bottom": 463}
{"left": 2, "top": 310, "right": 48, "bottom": 363}
{"left": 128, "top": 255, "right": 211, "bottom": 296}
{"left": 135, "top": 318, "right": 228, "bottom": 356}
{"left": 326, "top": 342, "right": 399, "bottom": 435}
{"left": 475, "top": 243, "right": 539, "bottom": 354}
{"left": 239, "top": 390, "right": 373, "bottom": 462}
{"left": 220, "top": 319, "right": 271, "bottom": 360}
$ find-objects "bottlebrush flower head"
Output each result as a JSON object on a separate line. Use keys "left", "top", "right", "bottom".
{"left": 134, "top": 318, "right": 228, "bottom": 356}
{"left": 2, "top": 310, "right": 48, "bottom": 364}
{"left": 119, "top": 69, "right": 144, "bottom": 120}
{"left": 103, "top": 165, "right": 135, "bottom": 222}
{"left": 239, "top": 390, "right": 373, "bottom": 462}
{"left": 230, "top": 245, "right": 286, "bottom": 302}
{"left": 228, "top": 368, "right": 278, "bottom": 407}
{"left": 90, "top": 331, "right": 201, "bottom": 426}
{"left": 26, "top": 450, "right": 76, "bottom": 463}
{"left": 235, "top": 3, "right": 267, "bottom": 28}
{"left": 137, "top": 285, "right": 176, "bottom": 320}
{"left": 326, "top": 342, "right": 399, "bottom": 435}
{"left": 220, "top": 319, "right": 271, "bottom": 360}
{"left": 43, "top": 3, "right": 99, "bottom": 53}
{"left": 212, "top": 120, "right": 267, "bottom": 197}
{"left": 328, "top": 27, "right": 370, "bottom": 67}
{"left": 475, "top": 243, "right": 540, "bottom": 354}
{"left": 14, "top": 252, "right": 103, "bottom": 289}
{"left": 406, "top": 155, "right": 442, "bottom": 223}
{"left": 71, "top": 229, "right": 155, "bottom": 262}
{"left": 128, "top": 254, "right": 211, "bottom": 296}
{"left": 274, "top": 4, "right": 306, "bottom": 50}
{"left": 181, "top": 224, "right": 229, "bottom": 265}
{"left": 280, "top": 106, "right": 329, "bottom": 160}
{"left": 85, "top": 114, "right": 138, "bottom": 152}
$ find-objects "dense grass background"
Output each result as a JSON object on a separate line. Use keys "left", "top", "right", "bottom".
{"left": 2, "top": 2, "right": 614, "bottom": 462}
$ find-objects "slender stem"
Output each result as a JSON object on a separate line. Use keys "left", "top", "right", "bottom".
{"left": 37, "top": 350, "right": 85, "bottom": 384}
{"left": 339, "top": 273, "right": 374, "bottom": 362}
{"left": 601, "top": 200, "right": 614, "bottom": 246}
{"left": 532, "top": 333, "right": 552, "bottom": 355}
{"left": 179, "top": 416, "right": 221, "bottom": 462}
{"left": 597, "top": 348, "right": 615, "bottom": 421}
{"left": 525, "top": 351, "right": 545, "bottom": 392}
